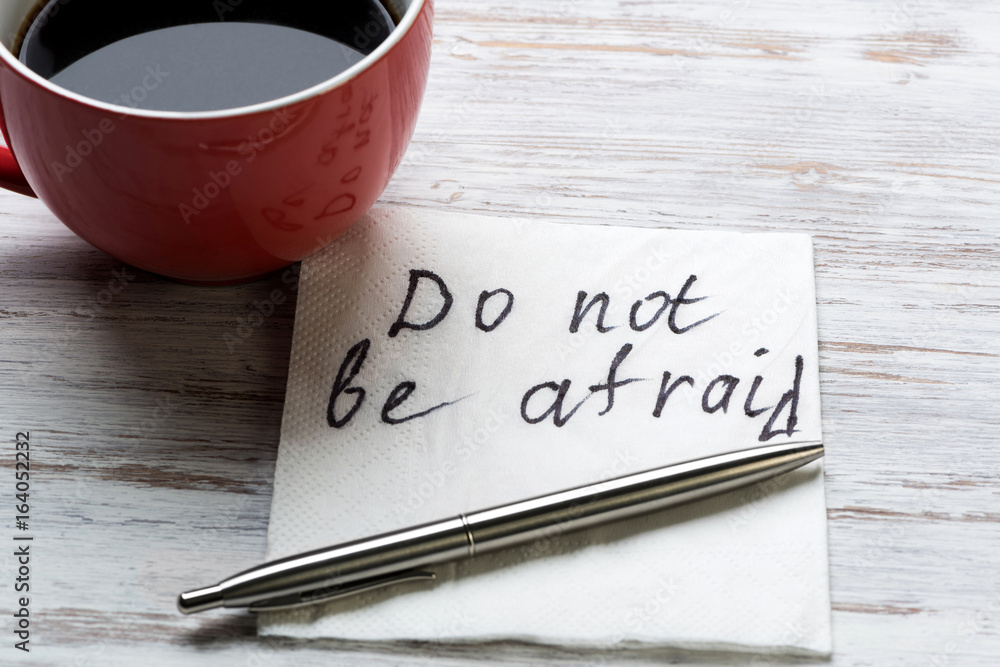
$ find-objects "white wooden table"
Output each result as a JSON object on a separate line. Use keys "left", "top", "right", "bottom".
{"left": 1, "top": 0, "right": 998, "bottom": 664}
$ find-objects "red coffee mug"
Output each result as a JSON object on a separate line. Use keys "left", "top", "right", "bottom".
{"left": 0, "top": 0, "right": 433, "bottom": 283}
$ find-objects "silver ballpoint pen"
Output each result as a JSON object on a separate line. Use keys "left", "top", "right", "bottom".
{"left": 178, "top": 441, "right": 824, "bottom": 614}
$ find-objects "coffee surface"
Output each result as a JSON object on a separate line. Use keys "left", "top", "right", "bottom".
{"left": 18, "top": 0, "right": 396, "bottom": 112}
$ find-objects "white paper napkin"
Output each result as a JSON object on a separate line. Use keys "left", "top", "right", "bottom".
{"left": 260, "top": 207, "right": 831, "bottom": 656}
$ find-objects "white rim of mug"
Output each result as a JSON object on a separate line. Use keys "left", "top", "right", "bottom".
{"left": 0, "top": 0, "right": 427, "bottom": 120}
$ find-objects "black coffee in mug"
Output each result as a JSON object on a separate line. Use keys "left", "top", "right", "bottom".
{"left": 15, "top": 0, "right": 399, "bottom": 112}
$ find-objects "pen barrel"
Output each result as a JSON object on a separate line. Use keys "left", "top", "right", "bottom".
{"left": 465, "top": 445, "right": 819, "bottom": 554}
{"left": 193, "top": 442, "right": 822, "bottom": 611}
{"left": 219, "top": 517, "right": 471, "bottom": 607}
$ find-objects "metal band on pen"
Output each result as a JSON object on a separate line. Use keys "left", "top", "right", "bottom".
{"left": 459, "top": 513, "right": 476, "bottom": 556}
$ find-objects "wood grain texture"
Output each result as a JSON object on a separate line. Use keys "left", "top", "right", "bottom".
{"left": 0, "top": 0, "right": 997, "bottom": 664}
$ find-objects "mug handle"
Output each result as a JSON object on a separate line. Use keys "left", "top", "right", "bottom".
{"left": 0, "top": 102, "right": 36, "bottom": 198}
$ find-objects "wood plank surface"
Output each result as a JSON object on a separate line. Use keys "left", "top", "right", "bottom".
{"left": 0, "top": 0, "right": 997, "bottom": 664}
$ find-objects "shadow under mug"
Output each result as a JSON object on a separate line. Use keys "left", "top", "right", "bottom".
{"left": 0, "top": 0, "right": 433, "bottom": 284}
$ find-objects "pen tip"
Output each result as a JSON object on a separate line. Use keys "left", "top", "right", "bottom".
{"left": 177, "top": 585, "right": 224, "bottom": 614}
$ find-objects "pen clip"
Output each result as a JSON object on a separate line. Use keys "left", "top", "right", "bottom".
{"left": 248, "top": 569, "right": 437, "bottom": 612}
